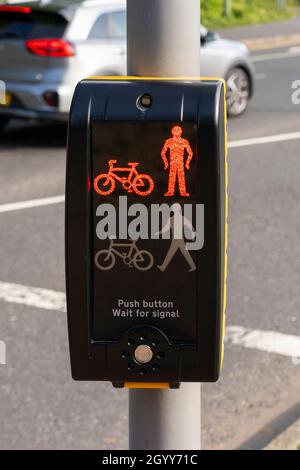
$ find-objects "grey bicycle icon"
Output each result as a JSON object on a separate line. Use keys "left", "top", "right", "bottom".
{"left": 95, "top": 239, "right": 154, "bottom": 271}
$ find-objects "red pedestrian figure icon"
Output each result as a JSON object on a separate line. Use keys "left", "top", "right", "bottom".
{"left": 161, "top": 125, "right": 193, "bottom": 197}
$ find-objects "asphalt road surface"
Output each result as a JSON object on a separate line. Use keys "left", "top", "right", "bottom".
{"left": 0, "top": 37, "right": 300, "bottom": 450}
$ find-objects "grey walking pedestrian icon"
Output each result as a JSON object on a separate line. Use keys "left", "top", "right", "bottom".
{"left": 157, "top": 207, "right": 196, "bottom": 273}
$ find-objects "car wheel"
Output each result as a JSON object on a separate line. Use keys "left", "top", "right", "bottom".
{"left": 226, "top": 67, "right": 250, "bottom": 117}
{"left": 0, "top": 116, "right": 10, "bottom": 130}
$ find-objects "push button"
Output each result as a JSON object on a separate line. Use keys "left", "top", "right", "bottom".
{"left": 134, "top": 345, "right": 153, "bottom": 364}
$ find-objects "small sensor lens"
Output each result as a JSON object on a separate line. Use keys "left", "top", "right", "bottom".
{"left": 137, "top": 94, "right": 152, "bottom": 110}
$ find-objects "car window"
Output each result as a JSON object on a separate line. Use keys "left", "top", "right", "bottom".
{"left": 108, "top": 10, "right": 126, "bottom": 39}
{"left": 88, "top": 12, "right": 107, "bottom": 39}
{"left": 88, "top": 10, "right": 126, "bottom": 40}
{"left": 0, "top": 11, "right": 68, "bottom": 40}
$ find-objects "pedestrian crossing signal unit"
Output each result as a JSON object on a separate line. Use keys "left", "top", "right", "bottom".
{"left": 65, "top": 77, "right": 228, "bottom": 388}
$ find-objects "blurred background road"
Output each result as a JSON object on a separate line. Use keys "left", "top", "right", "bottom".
{"left": 0, "top": 18, "right": 300, "bottom": 449}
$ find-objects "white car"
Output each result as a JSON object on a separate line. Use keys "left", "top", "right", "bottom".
{"left": 0, "top": 0, "right": 255, "bottom": 130}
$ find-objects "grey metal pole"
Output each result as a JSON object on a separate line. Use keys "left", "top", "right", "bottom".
{"left": 127, "top": 0, "right": 202, "bottom": 450}
{"left": 127, "top": 0, "right": 201, "bottom": 77}
{"left": 129, "top": 385, "right": 201, "bottom": 450}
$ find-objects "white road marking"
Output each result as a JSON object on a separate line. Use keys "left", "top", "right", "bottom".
{"left": 228, "top": 131, "right": 300, "bottom": 149}
{"left": 0, "top": 281, "right": 299, "bottom": 359}
{"left": 0, "top": 281, "right": 66, "bottom": 312}
{"left": 0, "top": 195, "right": 65, "bottom": 214}
{"left": 289, "top": 46, "right": 300, "bottom": 53}
{"left": 226, "top": 326, "right": 300, "bottom": 359}
{"left": 252, "top": 48, "right": 300, "bottom": 62}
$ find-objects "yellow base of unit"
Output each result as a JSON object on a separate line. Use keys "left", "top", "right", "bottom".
{"left": 124, "top": 382, "right": 170, "bottom": 389}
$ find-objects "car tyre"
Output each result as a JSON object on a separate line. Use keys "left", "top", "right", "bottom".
{"left": 226, "top": 67, "right": 250, "bottom": 118}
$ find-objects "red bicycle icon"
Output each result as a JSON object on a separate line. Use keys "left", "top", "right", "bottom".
{"left": 94, "top": 160, "right": 154, "bottom": 196}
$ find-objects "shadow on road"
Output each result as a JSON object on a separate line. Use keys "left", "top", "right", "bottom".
{"left": 0, "top": 120, "right": 67, "bottom": 149}
{"left": 237, "top": 401, "right": 300, "bottom": 450}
